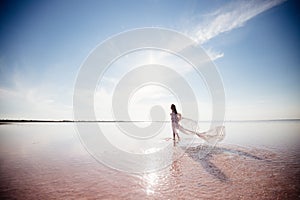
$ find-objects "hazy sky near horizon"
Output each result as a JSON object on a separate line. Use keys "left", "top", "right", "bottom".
{"left": 0, "top": 0, "right": 299, "bottom": 120}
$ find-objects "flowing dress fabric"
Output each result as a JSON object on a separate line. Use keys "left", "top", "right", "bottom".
{"left": 175, "top": 115, "right": 225, "bottom": 143}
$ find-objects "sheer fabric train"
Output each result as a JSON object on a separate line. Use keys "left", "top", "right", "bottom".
{"left": 177, "top": 115, "right": 225, "bottom": 143}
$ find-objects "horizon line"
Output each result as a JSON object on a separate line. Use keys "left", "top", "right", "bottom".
{"left": 0, "top": 118, "right": 300, "bottom": 123}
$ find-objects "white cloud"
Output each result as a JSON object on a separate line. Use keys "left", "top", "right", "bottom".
{"left": 204, "top": 48, "right": 224, "bottom": 61}
{"left": 185, "top": 0, "right": 286, "bottom": 61}
{"left": 191, "top": 0, "right": 286, "bottom": 44}
{"left": 0, "top": 81, "right": 72, "bottom": 120}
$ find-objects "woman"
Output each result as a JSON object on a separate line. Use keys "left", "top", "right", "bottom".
{"left": 170, "top": 104, "right": 181, "bottom": 141}
{"left": 170, "top": 104, "right": 225, "bottom": 143}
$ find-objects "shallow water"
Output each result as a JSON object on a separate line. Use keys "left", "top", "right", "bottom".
{"left": 0, "top": 122, "right": 299, "bottom": 199}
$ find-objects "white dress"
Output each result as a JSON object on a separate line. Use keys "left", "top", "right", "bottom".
{"left": 170, "top": 112, "right": 180, "bottom": 123}
{"left": 170, "top": 112, "right": 181, "bottom": 134}
{"left": 171, "top": 113, "right": 225, "bottom": 143}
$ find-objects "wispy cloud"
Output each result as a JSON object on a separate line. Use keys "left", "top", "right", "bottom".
{"left": 205, "top": 48, "right": 225, "bottom": 61}
{"left": 0, "top": 66, "right": 73, "bottom": 120}
{"left": 191, "top": 0, "right": 286, "bottom": 44}
{"left": 185, "top": 0, "right": 286, "bottom": 61}
{"left": 0, "top": 85, "right": 72, "bottom": 119}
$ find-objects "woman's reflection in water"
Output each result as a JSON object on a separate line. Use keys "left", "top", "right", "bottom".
{"left": 170, "top": 142, "right": 184, "bottom": 197}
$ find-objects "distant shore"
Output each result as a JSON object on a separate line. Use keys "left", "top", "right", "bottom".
{"left": 0, "top": 119, "right": 299, "bottom": 123}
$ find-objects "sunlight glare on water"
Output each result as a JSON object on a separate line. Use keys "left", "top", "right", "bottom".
{"left": 0, "top": 121, "right": 299, "bottom": 199}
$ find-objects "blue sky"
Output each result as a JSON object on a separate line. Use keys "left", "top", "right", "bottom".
{"left": 0, "top": 0, "right": 299, "bottom": 120}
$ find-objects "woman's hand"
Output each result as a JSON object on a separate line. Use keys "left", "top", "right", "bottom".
{"left": 177, "top": 113, "right": 182, "bottom": 121}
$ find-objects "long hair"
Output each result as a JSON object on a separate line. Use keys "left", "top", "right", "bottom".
{"left": 171, "top": 104, "right": 177, "bottom": 114}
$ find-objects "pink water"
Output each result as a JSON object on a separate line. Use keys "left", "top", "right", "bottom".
{"left": 0, "top": 122, "right": 299, "bottom": 199}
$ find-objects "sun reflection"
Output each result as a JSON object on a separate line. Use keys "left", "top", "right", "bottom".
{"left": 143, "top": 172, "right": 158, "bottom": 195}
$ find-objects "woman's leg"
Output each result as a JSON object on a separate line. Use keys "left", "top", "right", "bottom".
{"left": 175, "top": 126, "right": 180, "bottom": 140}
{"left": 173, "top": 123, "right": 180, "bottom": 140}
{"left": 172, "top": 123, "right": 176, "bottom": 140}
